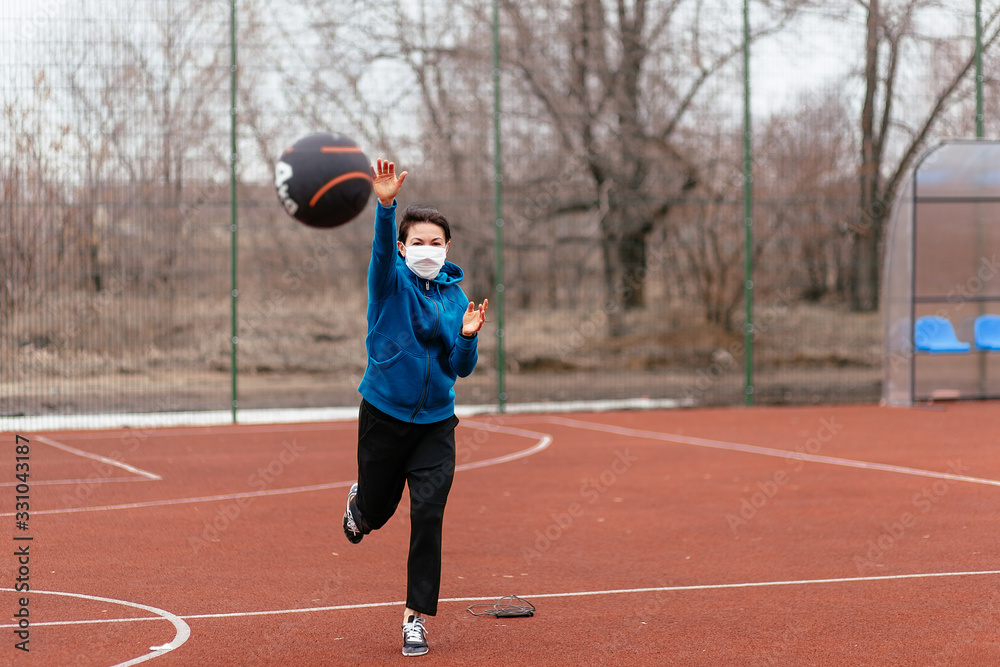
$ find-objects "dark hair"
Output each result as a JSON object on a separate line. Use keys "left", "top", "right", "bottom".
{"left": 398, "top": 204, "right": 451, "bottom": 244}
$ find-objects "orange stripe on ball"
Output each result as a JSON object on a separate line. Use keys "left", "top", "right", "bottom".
{"left": 320, "top": 146, "right": 364, "bottom": 153}
{"left": 309, "top": 171, "right": 373, "bottom": 207}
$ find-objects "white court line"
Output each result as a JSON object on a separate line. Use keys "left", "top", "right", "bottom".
{"left": 35, "top": 435, "right": 162, "bottom": 480}
{"left": 0, "top": 407, "right": 360, "bottom": 431}
{"left": 542, "top": 416, "right": 1000, "bottom": 488}
{"left": 0, "top": 398, "right": 688, "bottom": 432}
{"left": 168, "top": 569, "right": 1000, "bottom": 619}
{"left": 0, "top": 477, "right": 153, "bottom": 487}
{"left": 7, "top": 422, "right": 552, "bottom": 517}
{"left": 12, "top": 480, "right": 357, "bottom": 517}
{"left": 0, "top": 588, "right": 189, "bottom": 665}
{"left": 11, "top": 422, "right": 355, "bottom": 492}
{"left": 6, "top": 569, "right": 1000, "bottom": 628}
{"left": 51, "top": 420, "right": 358, "bottom": 441}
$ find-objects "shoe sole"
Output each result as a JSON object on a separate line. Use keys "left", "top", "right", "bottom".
{"left": 343, "top": 513, "right": 363, "bottom": 544}
{"left": 402, "top": 647, "right": 429, "bottom": 657}
{"left": 344, "top": 485, "right": 363, "bottom": 544}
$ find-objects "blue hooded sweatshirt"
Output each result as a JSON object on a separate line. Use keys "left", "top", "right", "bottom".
{"left": 357, "top": 200, "right": 479, "bottom": 423}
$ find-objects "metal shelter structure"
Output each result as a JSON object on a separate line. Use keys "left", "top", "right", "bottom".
{"left": 883, "top": 140, "right": 1000, "bottom": 405}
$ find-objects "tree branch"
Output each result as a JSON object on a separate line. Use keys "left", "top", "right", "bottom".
{"left": 884, "top": 3, "right": 1000, "bottom": 204}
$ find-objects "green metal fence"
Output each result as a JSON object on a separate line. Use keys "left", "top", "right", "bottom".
{"left": 2, "top": 0, "right": 996, "bottom": 427}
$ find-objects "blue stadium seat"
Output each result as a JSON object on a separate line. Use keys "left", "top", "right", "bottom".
{"left": 974, "top": 314, "right": 1000, "bottom": 351}
{"left": 914, "top": 316, "right": 971, "bottom": 353}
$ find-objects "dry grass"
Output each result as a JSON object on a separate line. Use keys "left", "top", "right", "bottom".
{"left": 4, "top": 286, "right": 882, "bottom": 414}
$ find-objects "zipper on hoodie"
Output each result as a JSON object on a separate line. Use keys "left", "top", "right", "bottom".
{"left": 411, "top": 284, "right": 440, "bottom": 422}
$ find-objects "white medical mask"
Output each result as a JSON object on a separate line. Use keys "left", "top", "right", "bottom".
{"left": 404, "top": 245, "right": 447, "bottom": 280}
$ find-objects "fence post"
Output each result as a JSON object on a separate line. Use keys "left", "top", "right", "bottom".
{"left": 976, "top": 0, "right": 984, "bottom": 139}
{"left": 229, "top": 0, "right": 239, "bottom": 423}
{"left": 742, "top": 0, "right": 755, "bottom": 406}
{"left": 492, "top": 0, "right": 507, "bottom": 413}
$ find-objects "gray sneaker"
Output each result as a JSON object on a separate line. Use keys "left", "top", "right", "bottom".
{"left": 343, "top": 483, "right": 362, "bottom": 544}
{"left": 401, "top": 615, "right": 428, "bottom": 657}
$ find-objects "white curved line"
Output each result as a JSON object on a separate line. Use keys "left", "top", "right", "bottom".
{"left": 457, "top": 420, "right": 552, "bottom": 470}
{"left": 0, "top": 588, "right": 189, "bottom": 665}
{"left": 457, "top": 434, "right": 552, "bottom": 471}
{"left": 10, "top": 423, "right": 553, "bottom": 516}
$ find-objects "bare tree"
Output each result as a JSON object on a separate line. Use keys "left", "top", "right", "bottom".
{"left": 0, "top": 72, "right": 70, "bottom": 309}
{"left": 63, "top": 0, "right": 230, "bottom": 294}
{"left": 850, "top": 0, "right": 1000, "bottom": 311}
{"left": 667, "top": 124, "right": 787, "bottom": 332}
{"left": 495, "top": 0, "right": 809, "bottom": 334}
{"left": 757, "top": 89, "right": 856, "bottom": 303}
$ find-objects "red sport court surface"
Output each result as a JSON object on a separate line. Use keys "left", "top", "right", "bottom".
{"left": 2, "top": 402, "right": 1000, "bottom": 665}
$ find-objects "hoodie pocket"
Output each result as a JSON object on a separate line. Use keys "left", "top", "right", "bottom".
{"left": 367, "top": 333, "right": 425, "bottom": 408}
{"left": 369, "top": 332, "right": 405, "bottom": 369}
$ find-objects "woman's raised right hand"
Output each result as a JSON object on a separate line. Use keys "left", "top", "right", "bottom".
{"left": 371, "top": 158, "right": 408, "bottom": 207}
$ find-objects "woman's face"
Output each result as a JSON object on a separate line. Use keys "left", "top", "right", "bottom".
{"left": 398, "top": 222, "right": 449, "bottom": 256}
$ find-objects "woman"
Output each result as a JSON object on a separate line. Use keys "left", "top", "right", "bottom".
{"left": 343, "top": 158, "right": 488, "bottom": 657}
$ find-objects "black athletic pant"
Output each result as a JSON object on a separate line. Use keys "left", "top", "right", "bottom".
{"left": 350, "top": 399, "right": 457, "bottom": 616}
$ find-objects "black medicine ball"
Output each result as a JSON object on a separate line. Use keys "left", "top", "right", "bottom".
{"left": 275, "top": 132, "right": 373, "bottom": 228}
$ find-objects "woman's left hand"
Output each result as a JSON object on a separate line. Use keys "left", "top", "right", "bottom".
{"left": 462, "top": 299, "right": 489, "bottom": 337}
